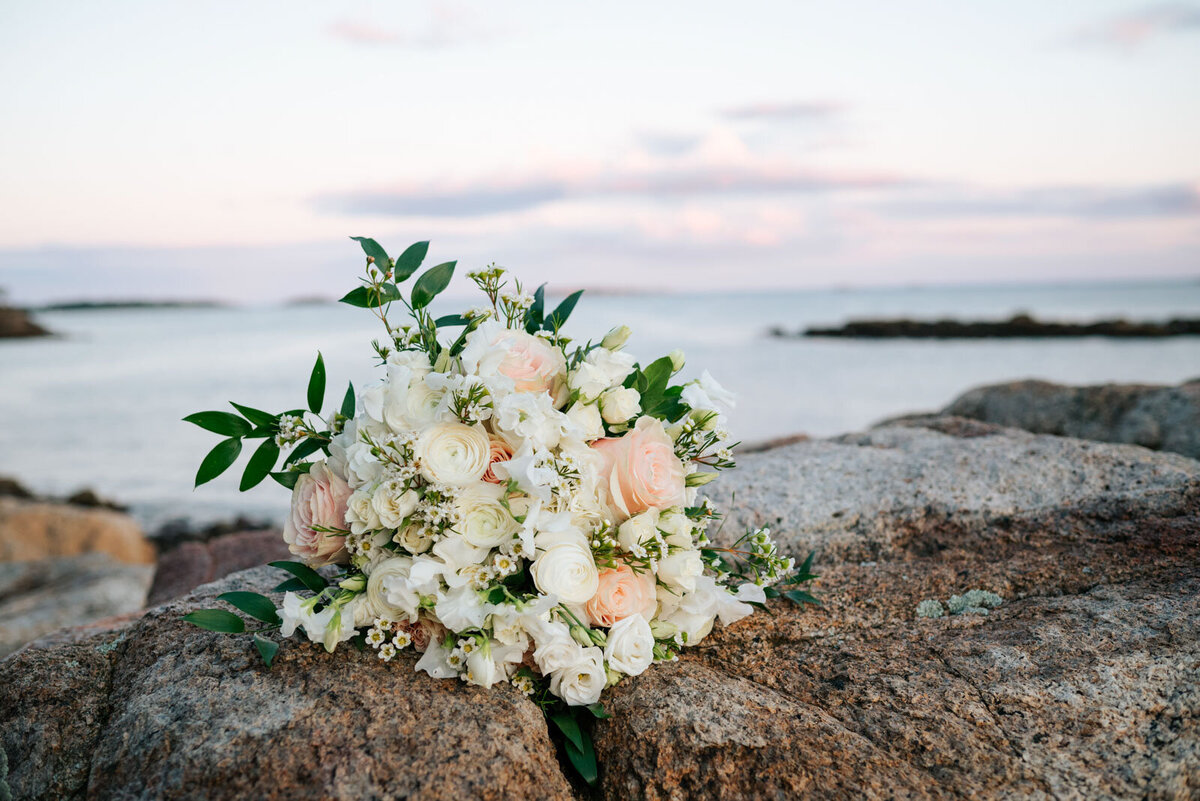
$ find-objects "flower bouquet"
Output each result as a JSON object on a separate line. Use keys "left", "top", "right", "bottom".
{"left": 183, "top": 237, "right": 817, "bottom": 782}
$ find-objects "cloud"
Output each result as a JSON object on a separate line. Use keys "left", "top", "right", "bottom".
{"left": 328, "top": 2, "right": 495, "bottom": 49}
{"left": 1070, "top": 3, "right": 1200, "bottom": 49}
{"left": 635, "top": 132, "right": 703, "bottom": 157}
{"left": 720, "top": 101, "right": 844, "bottom": 122}
{"left": 316, "top": 163, "right": 907, "bottom": 218}
{"left": 885, "top": 182, "right": 1200, "bottom": 220}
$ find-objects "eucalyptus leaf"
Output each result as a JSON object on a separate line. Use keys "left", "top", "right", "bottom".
{"left": 181, "top": 608, "right": 245, "bottom": 633}
{"left": 218, "top": 591, "right": 282, "bottom": 625}
{"left": 194, "top": 438, "right": 243, "bottom": 487}
{"left": 183, "top": 411, "right": 251, "bottom": 438}
{"left": 411, "top": 261, "right": 456, "bottom": 309}
{"left": 393, "top": 240, "right": 429, "bottom": 282}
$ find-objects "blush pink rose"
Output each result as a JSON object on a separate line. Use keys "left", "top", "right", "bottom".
{"left": 482, "top": 437, "right": 514, "bottom": 484}
{"left": 283, "top": 461, "right": 352, "bottom": 566}
{"left": 585, "top": 564, "right": 657, "bottom": 627}
{"left": 591, "top": 416, "right": 686, "bottom": 521}
{"left": 494, "top": 329, "right": 567, "bottom": 397}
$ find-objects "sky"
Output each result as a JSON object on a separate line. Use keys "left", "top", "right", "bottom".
{"left": 0, "top": 0, "right": 1198, "bottom": 303}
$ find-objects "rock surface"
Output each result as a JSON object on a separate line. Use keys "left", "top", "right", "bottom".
{"left": 3, "top": 420, "right": 1198, "bottom": 799}
{"left": 0, "top": 554, "right": 152, "bottom": 658}
{"left": 147, "top": 529, "right": 290, "bottom": 606}
{"left": 0, "top": 305, "right": 50, "bottom": 338}
{"left": 0, "top": 498, "right": 154, "bottom": 565}
{"left": 937, "top": 378, "right": 1200, "bottom": 460}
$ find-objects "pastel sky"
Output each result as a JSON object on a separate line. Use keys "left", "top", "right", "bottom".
{"left": 1, "top": 1, "right": 1198, "bottom": 302}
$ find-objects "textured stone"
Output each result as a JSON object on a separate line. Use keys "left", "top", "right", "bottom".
{"left": 939, "top": 378, "right": 1200, "bottom": 460}
{"left": 1, "top": 566, "right": 575, "bottom": 801}
{"left": 0, "top": 554, "right": 152, "bottom": 658}
{"left": 147, "top": 529, "right": 290, "bottom": 606}
{"left": 0, "top": 498, "right": 154, "bottom": 565}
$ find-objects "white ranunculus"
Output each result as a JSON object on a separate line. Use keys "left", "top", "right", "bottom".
{"left": 658, "top": 548, "right": 703, "bottom": 594}
{"left": 656, "top": 508, "right": 694, "bottom": 549}
{"left": 371, "top": 481, "right": 419, "bottom": 529}
{"left": 531, "top": 620, "right": 583, "bottom": 673}
{"left": 568, "top": 362, "right": 611, "bottom": 402}
{"left": 367, "top": 556, "right": 419, "bottom": 622}
{"left": 617, "top": 509, "right": 660, "bottom": 553}
{"left": 417, "top": 422, "right": 491, "bottom": 486}
{"left": 604, "top": 613, "right": 654, "bottom": 676}
{"left": 599, "top": 386, "right": 640, "bottom": 425}
{"left": 531, "top": 542, "right": 599, "bottom": 604}
{"left": 394, "top": 523, "right": 433, "bottom": 554}
{"left": 396, "top": 376, "right": 448, "bottom": 430}
{"left": 454, "top": 484, "right": 519, "bottom": 548}
{"left": 550, "top": 646, "right": 607, "bottom": 706}
{"left": 586, "top": 347, "right": 636, "bottom": 386}
{"left": 565, "top": 402, "right": 605, "bottom": 441}
{"left": 465, "top": 646, "right": 503, "bottom": 688}
{"left": 346, "top": 489, "right": 381, "bottom": 536}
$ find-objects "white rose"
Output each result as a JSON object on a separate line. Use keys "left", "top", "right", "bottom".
{"left": 549, "top": 646, "right": 607, "bottom": 706}
{"left": 617, "top": 509, "right": 660, "bottom": 553}
{"left": 395, "top": 523, "right": 433, "bottom": 554}
{"left": 603, "top": 613, "right": 654, "bottom": 676}
{"left": 658, "top": 548, "right": 703, "bottom": 594}
{"left": 565, "top": 402, "right": 605, "bottom": 441}
{"left": 531, "top": 542, "right": 599, "bottom": 604}
{"left": 417, "top": 422, "right": 491, "bottom": 486}
{"left": 465, "top": 646, "right": 503, "bottom": 688}
{"left": 454, "top": 484, "right": 519, "bottom": 548}
{"left": 346, "top": 489, "right": 380, "bottom": 535}
{"left": 371, "top": 481, "right": 419, "bottom": 529}
{"left": 367, "top": 556, "right": 419, "bottom": 622}
{"left": 599, "top": 386, "right": 640, "bottom": 425}
{"left": 656, "top": 508, "right": 694, "bottom": 549}
{"left": 532, "top": 621, "right": 584, "bottom": 673}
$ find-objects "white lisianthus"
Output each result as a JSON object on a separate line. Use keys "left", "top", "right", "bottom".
{"left": 531, "top": 620, "right": 584, "bottom": 673}
{"left": 342, "top": 442, "right": 384, "bottom": 490}
{"left": 600, "top": 325, "right": 632, "bottom": 350}
{"left": 565, "top": 402, "right": 605, "bottom": 441}
{"left": 417, "top": 422, "right": 491, "bottom": 486}
{"left": 386, "top": 349, "right": 433, "bottom": 374}
{"left": 599, "top": 386, "right": 640, "bottom": 425}
{"left": 617, "top": 508, "right": 660, "bottom": 553}
{"left": 681, "top": 369, "right": 736, "bottom": 412}
{"left": 658, "top": 548, "right": 703, "bottom": 594}
{"left": 371, "top": 480, "right": 419, "bottom": 529}
{"left": 568, "top": 362, "right": 611, "bottom": 402}
{"left": 454, "top": 484, "right": 519, "bottom": 548}
{"left": 586, "top": 347, "right": 636, "bottom": 386}
{"left": 346, "top": 489, "right": 381, "bottom": 535}
{"left": 656, "top": 508, "right": 694, "bottom": 549}
{"left": 550, "top": 646, "right": 607, "bottom": 706}
{"left": 531, "top": 542, "right": 599, "bottom": 604}
{"left": 603, "top": 613, "right": 654, "bottom": 677}
{"left": 366, "top": 556, "right": 419, "bottom": 622}
{"left": 465, "top": 646, "right": 503, "bottom": 688}
{"left": 278, "top": 592, "right": 305, "bottom": 637}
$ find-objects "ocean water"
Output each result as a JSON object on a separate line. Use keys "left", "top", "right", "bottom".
{"left": 2, "top": 280, "right": 1199, "bottom": 530}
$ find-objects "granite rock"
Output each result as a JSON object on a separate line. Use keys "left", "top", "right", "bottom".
{"left": 0, "top": 499, "right": 153, "bottom": 565}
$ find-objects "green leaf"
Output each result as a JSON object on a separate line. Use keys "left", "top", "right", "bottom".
{"left": 340, "top": 382, "right": 356, "bottom": 419}
{"left": 586, "top": 702, "right": 611, "bottom": 719}
{"left": 270, "top": 471, "right": 301, "bottom": 490}
{"left": 564, "top": 732, "right": 598, "bottom": 786}
{"left": 229, "top": 402, "right": 277, "bottom": 429}
{"left": 544, "top": 290, "right": 583, "bottom": 331}
{"left": 524, "top": 284, "right": 546, "bottom": 333}
{"left": 181, "top": 608, "right": 245, "bottom": 633}
{"left": 219, "top": 591, "right": 282, "bottom": 625}
{"left": 183, "top": 411, "right": 251, "bottom": 437}
{"left": 254, "top": 634, "right": 280, "bottom": 667}
{"left": 195, "top": 437, "right": 243, "bottom": 487}
{"left": 339, "top": 283, "right": 403, "bottom": 308}
{"left": 641, "top": 356, "right": 674, "bottom": 394}
{"left": 307, "top": 352, "right": 326, "bottom": 414}
{"left": 284, "top": 437, "right": 324, "bottom": 467}
{"left": 410, "top": 261, "right": 456, "bottom": 309}
{"left": 240, "top": 438, "right": 280, "bottom": 491}
{"left": 269, "top": 561, "right": 328, "bottom": 593}
{"left": 349, "top": 236, "right": 390, "bottom": 268}
{"left": 393, "top": 240, "right": 429, "bottom": 282}
{"left": 435, "top": 314, "right": 469, "bottom": 327}
{"left": 782, "top": 589, "right": 821, "bottom": 607}
{"left": 550, "top": 712, "right": 586, "bottom": 753}
{"left": 272, "top": 576, "right": 309, "bottom": 592}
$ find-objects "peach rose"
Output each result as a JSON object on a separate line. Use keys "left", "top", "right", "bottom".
{"left": 482, "top": 437, "right": 514, "bottom": 484}
{"left": 591, "top": 416, "right": 686, "bottom": 521}
{"left": 585, "top": 564, "right": 657, "bottom": 627}
{"left": 463, "top": 322, "right": 567, "bottom": 399}
{"left": 283, "top": 461, "right": 352, "bottom": 566}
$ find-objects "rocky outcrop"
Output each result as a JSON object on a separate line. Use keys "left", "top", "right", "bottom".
{"left": 936, "top": 378, "right": 1200, "bottom": 460}
{"left": 0, "top": 498, "right": 153, "bottom": 565}
{"left": 3, "top": 420, "right": 1198, "bottom": 799}
{"left": 147, "top": 529, "right": 290, "bottom": 605}
{"left": 0, "top": 554, "right": 153, "bottom": 658}
{"left": 0, "top": 306, "right": 49, "bottom": 338}
{"left": 790, "top": 313, "right": 1200, "bottom": 339}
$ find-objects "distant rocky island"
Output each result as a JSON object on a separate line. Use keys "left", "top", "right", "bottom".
{"left": 0, "top": 304, "right": 50, "bottom": 338}
{"left": 779, "top": 313, "right": 1200, "bottom": 339}
{"left": 36, "top": 299, "right": 225, "bottom": 312}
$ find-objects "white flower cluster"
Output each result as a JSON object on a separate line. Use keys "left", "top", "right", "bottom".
{"left": 272, "top": 268, "right": 775, "bottom": 706}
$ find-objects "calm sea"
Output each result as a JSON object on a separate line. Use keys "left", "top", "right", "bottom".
{"left": 3, "top": 280, "right": 1199, "bottom": 530}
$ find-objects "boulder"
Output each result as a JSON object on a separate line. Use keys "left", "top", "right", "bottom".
{"left": 0, "top": 553, "right": 153, "bottom": 658}
{"left": 0, "top": 306, "right": 49, "bottom": 338}
{"left": 937, "top": 378, "right": 1200, "bottom": 460}
{"left": 3, "top": 420, "right": 1198, "bottom": 799}
{"left": 147, "top": 529, "right": 291, "bottom": 606}
{"left": 0, "top": 498, "right": 154, "bottom": 565}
